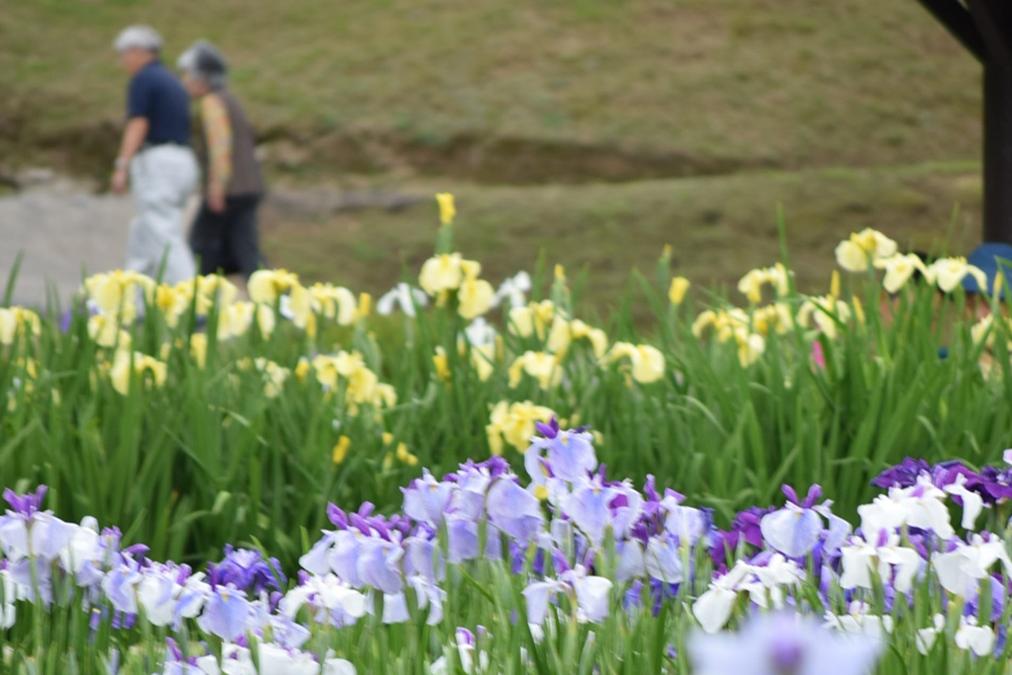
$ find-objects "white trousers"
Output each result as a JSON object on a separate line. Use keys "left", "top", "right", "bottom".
{"left": 125, "top": 145, "right": 199, "bottom": 283}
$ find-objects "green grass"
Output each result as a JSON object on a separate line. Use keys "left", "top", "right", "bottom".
{"left": 0, "top": 0, "right": 988, "bottom": 307}
{"left": 0, "top": 0, "right": 980, "bottom": 173}
{"left": 263, "top": 162, "right": 983, "bottom": 311}
{"left": 1, "top": 232, "right": 1011, "bottom": 671}
{"left": 2, "top": 221, "right": 1009, "bottom": 567}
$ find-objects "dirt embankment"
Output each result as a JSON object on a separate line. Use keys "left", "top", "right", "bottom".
{"left": 1, "top": 105, "right": 774, "bottom": 189}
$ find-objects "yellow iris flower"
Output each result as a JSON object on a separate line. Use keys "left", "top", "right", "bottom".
{"left": 248, "top": 269, "right": 299, "bottom": 305}
{"left": 332, "top": 436, "right": 351, "bottom": 465}
{"left": 435, "top": 192, "right": 456, "bottom": 226}
{"left": 83, "top": 270, "right": 155, "bottom": 323}
{"left": 873, "top": 253, "right": 926, "bottom": 294}
{"left": 926, "top": 257, "right": 988, "bottom": 294}
{"left": 189, "top": 333, "right": 208, "bottom": 369}
{"left": 109, "top": 350, "right": 168, "bottom": 396}
{"left": 87, "top": 314, "right": 130, "bottom": 349}
{"left": 395, "top": 442, "right": 419, "bottom": 466}
{"left": 508, "top": 300, "right": 555, "bottom": 339}
{"left": 669, "top": 276, "right": 690, "bottom": 306}
{"left": 469, "top": 343, "right": 496, "bottom": 381}
{"left": 433, "top": 347, "right": 451, "bottom": 382}
{"left": 737, "top": 264, "right": 789, "bottom": 304}
{"left": 835, "top": 228, "right": 898, "bottom": 272}
{"left": 309, "top": 283, "right": 358, "bottom": 325}
{"left": 508, "top": 351, "right": 562, "bottom": 390}
{"left": 797, "top": 295, "right": 851, "bottom": 339}
{"left": 736, "top": 331, "right": 766, "bottom": 368}
{"left": 606, "top": 342, "right": 666, "bottom": 384}
{"left": 0, "top": 307, "right": 41, "bottom": 345}
{"left": 486, "top": 400, "right": 556, "bottom": 455}
{"left": 457, "top": 277, "right": 495, "bottom": 320}
{"left": 419, "top": 253, "right": 464, "bottom": 296}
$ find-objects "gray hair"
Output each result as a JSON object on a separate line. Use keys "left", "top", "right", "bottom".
{"left": 177, "top": 41, "right": 228, "bottom": 90}
{"left": 113, "top": 25, "right": 163, "bottom": 53}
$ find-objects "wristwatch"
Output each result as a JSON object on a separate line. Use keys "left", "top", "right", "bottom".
{"left": 114, "top": 156, "right": 129, "bottom": 171}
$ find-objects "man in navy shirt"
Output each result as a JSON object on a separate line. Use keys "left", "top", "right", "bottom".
{"left": 112, "top": 25, "right": 198, "bottom": 283}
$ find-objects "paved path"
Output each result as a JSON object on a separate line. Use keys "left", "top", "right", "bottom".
{"left": 0, "top": 176, "right": 422, "bottom": 308}
{"left": 0, "top": 181, "right": 134, "bottom": 307}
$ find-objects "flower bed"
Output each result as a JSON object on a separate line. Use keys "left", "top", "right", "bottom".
{"left": 0, "top": 426, "right": 1009, "bottom": 672}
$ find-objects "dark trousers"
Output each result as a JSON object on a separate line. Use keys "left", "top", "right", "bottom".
{"left": 189, "top": 193, "right": 263, "bottom": 277}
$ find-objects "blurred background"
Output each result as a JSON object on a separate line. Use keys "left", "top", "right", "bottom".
{"left": 0, "top": 0, "right": 984, "bottom": 309}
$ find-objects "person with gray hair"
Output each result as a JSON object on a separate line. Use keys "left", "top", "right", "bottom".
{"left": 177, "top": 41, "right": 265, "bottom": 287}
{"left": 112, "top": 25, "right": 198, "bottom": 283}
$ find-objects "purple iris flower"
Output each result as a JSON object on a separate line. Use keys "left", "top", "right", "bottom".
{"left": 649, "top": 579, "right": 679, "bottom": 617}
{"left": 487, "top": 478, "right": 544, "bottom": 544}
{"left": 616, "top": 539, "right": 646, "bottom": 582}
{"left": 561, "top": 480, "right": 616, "bottom": 546}
{"left": 197, "top": 584, "right": 251, "bottom": 642}
{"left": 525, "top": 419, "right": 597, "bottom": 484}
{"left": 872, "top": 458, "right": 931, "bottom": 489}
{"left": 444, "top": 462, "right": 493, "bottom": 520}
{"left": 642, "top": 475, "right": 662, "bottom": 517}
{"left": 0, "top": 486, "right": 76, "bottom": 567}
{"left": 59, "top": 309, "right": 74, "bottom": 333}
{"left": 402, "top": 470, "right": 454, "bottom": 526}
{"left": 759, "top": 484, "right": 824, "bottom": 559}
{"left": 102, "top": 559, "right": 141, "bottom": 614}
{"left": 644, "top": 533, "right": 684, "bottom": 584}
{"left": 931, "top": 461, "right": 981, "bottom": 490}
{"left": 709, "top": 506, "right": 772, "bottom": 571}
{"left": 2, "top": 486, "right": 47, "bottom": 517}
{"left": 358, "top": 536, "right": 405, "bottom": 594}
{"left": 623, "top": 579, "right": 644, "bottom": 611}
{"left": 404, "top": 534, "right": 444, "bottom": 582}
{"left": 561, "top": 475, "right": 644, "bottom": 547}
{"left": 689, "top": 612, "right": 882, "bottom": 675}
{"left": 209, "top": 545, "right": 285, "bottom": 594}
{"left": 7, "top": 558, "right": 54, "bottom": 605}
{"left": 977, "top": 465, "right": 1012, "bottom": 503}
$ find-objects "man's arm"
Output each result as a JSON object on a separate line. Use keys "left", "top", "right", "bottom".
{"left": 111, "top": 117, "right": 149, "bottom": 193}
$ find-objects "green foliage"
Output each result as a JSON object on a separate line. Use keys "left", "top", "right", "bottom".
{"left": 1, "top": 245, "right": 1009, "bottom": 570}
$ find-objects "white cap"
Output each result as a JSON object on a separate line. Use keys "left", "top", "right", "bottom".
{"left": 114, "top": 25, "right": 163, "bottom": 53}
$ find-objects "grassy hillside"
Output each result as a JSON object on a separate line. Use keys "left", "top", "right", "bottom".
{"left": 1, "top": 0, "right": 980, "bottom": 173}
{"left": 262, "top": 161, "right": 982, "bottom": 309}
{"left": 0, "top": 0, "right": 987, "bottom": 302}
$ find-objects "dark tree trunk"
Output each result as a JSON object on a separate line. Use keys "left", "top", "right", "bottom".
{"left": 918, "top": 0, "right": 1012, "bottom": 243}
{"left": 983, "top": 64, "right": 1012, "bottom": 243}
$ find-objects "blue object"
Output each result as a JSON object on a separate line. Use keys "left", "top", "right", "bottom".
{"left": 126, "top": 60, "right": 191, "bottom": 145}
{"left": 962, "top": 242, "right": 1012, "bottom": 298}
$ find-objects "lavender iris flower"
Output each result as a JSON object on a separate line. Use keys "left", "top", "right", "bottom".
{"left": 561, "top": 480, "right": 615, "bottom": 546}
{"left": 0, "top": 486, "right": 75, "bottom": 563}
{"left": 356, "top": 536, "right": 405, "bottom": 594}
{"left": 523, "top": 564, "right": 612, "bottom": 625}
{"left": 102, "top": 559, "right": 141, "bottom": 615}
{"left": 760, "top": 484, "right": 827, "bottom": 559}
{"left": 197, "top": 584, "right": 251, "bottom": 642}
{"left": 404, "top": 534, "right": 444, "bottom": 582}
{"left": 402, "top": 470, "right": 455, "bottom": 526}
{"left": 487, "top": 478, "right": 543, "bottom": 544}
{"left": 644, "top": 533, "right": 684, "bottom": 584}
{"left": 525, "top": 420, "right": 597, "bottom": 484}
{"left": 689, "top": 612, "right": 882, "bottom": 675}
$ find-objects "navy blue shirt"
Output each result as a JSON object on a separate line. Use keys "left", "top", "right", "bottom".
{"left": 126, "top": 60, "right": 190, "bottom": 145}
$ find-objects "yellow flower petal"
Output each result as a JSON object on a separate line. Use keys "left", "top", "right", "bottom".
{"left": 668, "top": 276, "right": 690, "bottom": 305}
